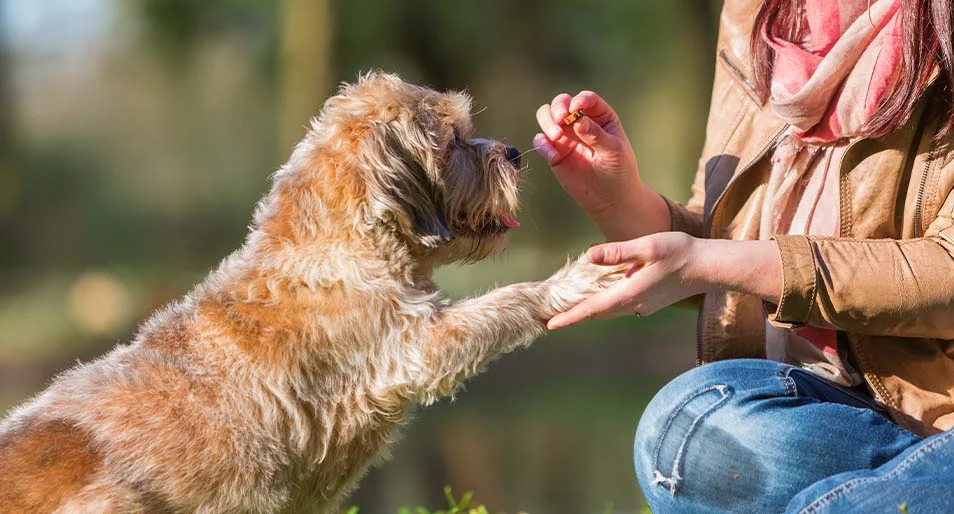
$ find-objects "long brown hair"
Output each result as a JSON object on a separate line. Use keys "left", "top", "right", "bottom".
{"left": 751, "top": 0, "right": 954, "bottom": 139}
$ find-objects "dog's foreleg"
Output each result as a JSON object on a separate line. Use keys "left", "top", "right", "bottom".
{"left": 409, "top": 255, "right": 621, "bottom": 403}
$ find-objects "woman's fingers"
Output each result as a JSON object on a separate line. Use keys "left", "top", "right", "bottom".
{"left": 549, "top": 93, "right": 573, "bottom": 127}
{"left": 536, "top": 103, "right": 570, "bottom": 144}
{"left": 569, "top": 90, "right": 620, "bottom": 126}
{"left": 532, "top": 133, "right": 556, "bottom": 163}
{"left": 547, "top": 282, "right": 638, "bottom": 330}
{"left": 533, "top": 132, "right": 582, "bottom": 166}
{"left": 547, "top": 237, "right": 659, "bottom": 329}
{"left": 535, "top": 100, "right": 585, "bottom": 165}
{"left": 547, "top": 233, "right": 703, "bottom": 330}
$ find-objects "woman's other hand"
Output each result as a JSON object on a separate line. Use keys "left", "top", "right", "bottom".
{"left": 547, "top": 234, "right": 784, "bottom": 330}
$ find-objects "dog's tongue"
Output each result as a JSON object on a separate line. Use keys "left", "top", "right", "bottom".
{"left": 499, "top": 212, "right": 521, "bottom": 229}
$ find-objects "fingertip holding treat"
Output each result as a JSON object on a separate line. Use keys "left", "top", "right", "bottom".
{"left": 552, "top": 92, "right": 572, "bottom": 106}
{"left": 551, "top": 93, "right": 573, "bottom": 116}
{"left": 574, "top": 116, "right": 593, "bottom": 135}
{"left": 570, "top": 91, "right": 596, "bottom": 111}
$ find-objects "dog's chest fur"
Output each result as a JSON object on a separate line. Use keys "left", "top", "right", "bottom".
{"left": 2, "top": 245, "right": 439, "bottom": 513}
{"left": 184, "top": 255, "right": 437, "bottom": 510}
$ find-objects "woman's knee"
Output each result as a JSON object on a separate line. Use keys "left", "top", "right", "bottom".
{"left": 634, "top": 360, "right": 774, "bottom": 486}
{"left": 634, "top": 359, "right": 798, "bottom": 512}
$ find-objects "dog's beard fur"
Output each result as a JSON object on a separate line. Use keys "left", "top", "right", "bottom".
{"left": 0, "top": 72, "right": 624, "bottom": 514}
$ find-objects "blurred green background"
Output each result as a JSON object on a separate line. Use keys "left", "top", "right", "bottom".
{"left": 0, "top": 0, "right": 722, "bottom": 512}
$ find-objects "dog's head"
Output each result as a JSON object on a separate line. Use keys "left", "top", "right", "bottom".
{"left": 309, "top": 72, "right": 523, "bottom": 263}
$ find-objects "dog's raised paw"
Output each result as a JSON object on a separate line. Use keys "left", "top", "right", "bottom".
{"left": 545, "top": 254, "right": 629, "bottom": 315}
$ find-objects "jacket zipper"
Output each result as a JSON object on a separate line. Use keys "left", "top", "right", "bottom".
{"left": 913, "top": 137, "right": 939, "bottom": 238}
{"left": 696, "top": 127, "right": 787, "bottom": 365}
{"left": 841, "top": 117, "right": 937, "bottom": 424}
{"left": 718, "top": 50, "right": 760, "bottom": 100}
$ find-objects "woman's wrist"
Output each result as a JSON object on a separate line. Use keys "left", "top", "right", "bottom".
{"left": 688, "top": 238, "right": 783, "bottom": 303}
{"left": 589, "top": 182, "right": 671, "bottom": 242}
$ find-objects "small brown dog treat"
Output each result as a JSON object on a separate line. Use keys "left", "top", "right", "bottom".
{"left": 562, "top": 109, "right": 585, "bottom": 126}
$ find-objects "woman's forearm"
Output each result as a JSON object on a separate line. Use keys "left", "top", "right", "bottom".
{"left": 693, "top": 239, "right": 783, "bottom": 303}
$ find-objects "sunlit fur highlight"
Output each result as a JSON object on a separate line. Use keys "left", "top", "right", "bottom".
{"left": 0, "top": 72, "right": 625, "bottom": 514}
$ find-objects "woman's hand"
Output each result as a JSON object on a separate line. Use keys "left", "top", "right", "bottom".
{"left": 534, "top": 91, "right": 670, "bottom": 240}
{"left": 547, "top": 234, "right": 784, "bottom": 330}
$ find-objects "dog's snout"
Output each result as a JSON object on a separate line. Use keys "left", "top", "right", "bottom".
{"left": 505, "top": 146, "right": 521, "bottom": 167}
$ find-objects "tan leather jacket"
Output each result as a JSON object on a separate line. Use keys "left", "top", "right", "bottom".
{"left": 666, "top": 0, "right": 954, "bottom": 436}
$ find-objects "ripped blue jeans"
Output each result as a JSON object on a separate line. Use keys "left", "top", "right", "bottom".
{"left": 634, "top": 359, "right": 954, "bottom": 513}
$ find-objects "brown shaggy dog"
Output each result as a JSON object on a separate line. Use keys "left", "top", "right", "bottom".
{"left": 0, "top": 72, "right": 623, "bottom": 513}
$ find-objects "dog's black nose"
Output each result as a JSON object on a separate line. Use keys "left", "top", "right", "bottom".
{"left": 505, "top": 146, "right": 521, "bottom": 167}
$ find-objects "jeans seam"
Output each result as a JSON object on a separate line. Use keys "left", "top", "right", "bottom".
{"left": 796, "top": 429, "right": 954, "bottom": 513}
{"left": 650, "top": 383, "right": 734, "bottom": 496}
{"left": 778, "top": 365, "right": 797, "bottom": 396}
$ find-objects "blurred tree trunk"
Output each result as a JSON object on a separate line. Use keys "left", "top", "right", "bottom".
{"left": 279, "top": 0, "right": 332, "bottom": 153}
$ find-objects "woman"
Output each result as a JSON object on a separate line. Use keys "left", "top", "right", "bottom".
{"left": 534, "top": 1, "right": 954, "bottom": 512}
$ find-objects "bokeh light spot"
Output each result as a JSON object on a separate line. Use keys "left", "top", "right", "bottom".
{"left": 67, "top": 271, "right": 130, "bottom": 335}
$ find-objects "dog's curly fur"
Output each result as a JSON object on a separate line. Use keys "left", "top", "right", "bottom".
{"left": 0, "top": 72, "right": 623, "bottom": 513}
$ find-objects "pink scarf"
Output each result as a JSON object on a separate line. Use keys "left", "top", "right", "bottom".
{"left": 759, "top": 0, "right": 903, "bottom": 384}
{"left": 764, "top": 0, "right": 904, "bottom": 143}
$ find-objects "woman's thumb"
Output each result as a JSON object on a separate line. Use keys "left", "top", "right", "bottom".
{"left": 573, "top": 116, "right": 617, "bottom": 152}
{"left": 587, "top": 239, "right": 649, "bottom": 265}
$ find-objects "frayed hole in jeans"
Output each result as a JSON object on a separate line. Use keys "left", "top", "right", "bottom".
{"left": 650, "top": 384, "right": 733, "bottom": 496}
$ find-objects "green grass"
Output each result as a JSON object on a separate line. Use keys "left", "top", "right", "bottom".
{"left": 345, "top": 487, "right": 493, "bottom": 514}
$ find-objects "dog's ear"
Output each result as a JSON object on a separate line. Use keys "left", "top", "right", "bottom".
{"left": 360, "top": 115, "right": 453, "bottom": 248}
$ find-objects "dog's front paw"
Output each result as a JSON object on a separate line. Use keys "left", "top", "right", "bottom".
{"left": 545, "top": 254, "right": 628, "bottom": 316}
